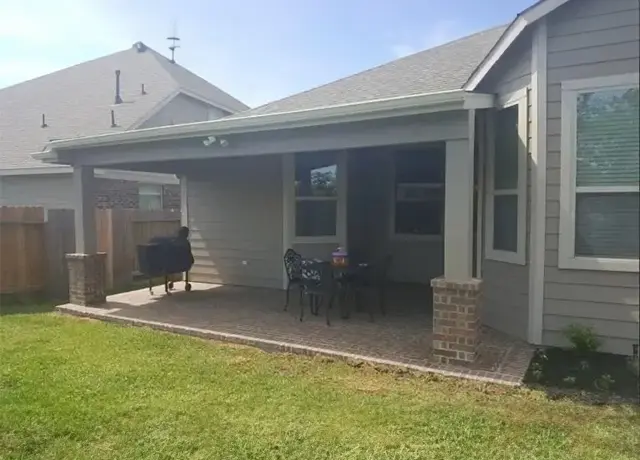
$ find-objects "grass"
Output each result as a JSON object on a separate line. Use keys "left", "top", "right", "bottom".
{"left": 0, "top": 314, "right": 638, "bottom": 460}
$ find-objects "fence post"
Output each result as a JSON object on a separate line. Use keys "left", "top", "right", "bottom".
{"left": 44, "top": 209, "right": 75, "bottom": 299}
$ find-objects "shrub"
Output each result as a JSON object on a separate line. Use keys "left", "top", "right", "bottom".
{"left": 594, "top": 374, "right": 615, "bottom": 392}
{"left": 563, "top": 324, "right": 601, "bottom": 354}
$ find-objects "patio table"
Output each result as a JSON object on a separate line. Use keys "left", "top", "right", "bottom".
{"left": 301, "top": 259, "right": 371, "bottom": 320}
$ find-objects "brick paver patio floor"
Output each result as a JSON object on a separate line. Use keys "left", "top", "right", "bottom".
{"left": 57, "top": 282, "right": 533, "bottom": 385}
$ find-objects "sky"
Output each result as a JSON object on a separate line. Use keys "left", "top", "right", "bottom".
{"left": 0, "top": 0, "right": 533, "bottom": 108}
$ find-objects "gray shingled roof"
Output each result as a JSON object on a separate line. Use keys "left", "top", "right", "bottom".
{"left": 0, "top": 43, "right": 248, "bottom": 170}
{"left": 231, "top": 25, "right": 507, "bottom": 119}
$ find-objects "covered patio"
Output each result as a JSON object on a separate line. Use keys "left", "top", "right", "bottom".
{"left": 39, "top": 87, "right": 533, "bottom": 374}
{"left": 57, "top": 282, "right": 532, "bottom": 384}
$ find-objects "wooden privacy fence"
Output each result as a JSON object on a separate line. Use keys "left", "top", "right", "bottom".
{"left": 0, "top": 207, "right": 47, "bottom": 294}
{"left": 0, "top": 207, "right": 180, "bottom": 297}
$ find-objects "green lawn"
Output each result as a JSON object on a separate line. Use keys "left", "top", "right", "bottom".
{"left": 0, "top": 314, "right": 638, "bottom": 460}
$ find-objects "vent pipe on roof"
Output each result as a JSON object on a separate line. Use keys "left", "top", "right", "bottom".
{"left": 41, "top": 113, "right": 48, "bottom": 128}
{"left": 110, "top": 110, "right": 117, "bottom": 128}
{"left": 114, "top": 70, "right": 123, "bottom": 104}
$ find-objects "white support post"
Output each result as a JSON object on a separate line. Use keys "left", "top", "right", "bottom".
{"left": 72, "top": 165, "right": 97, "bottom": 254}
{"left": 179, "top": 175, "right": 189, "bottom": 227}
{"left": 444, "top": 120, "right": 475, "bottom": 281}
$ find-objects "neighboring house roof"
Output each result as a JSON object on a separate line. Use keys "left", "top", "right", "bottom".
{"left": 0, "top": 42, "right": 248, "bottom": 172}
{"left": 229, "top": 25, "right": 507, "bottom": 119}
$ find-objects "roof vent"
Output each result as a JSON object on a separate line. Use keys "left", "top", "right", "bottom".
{"left": 133, "top": 41, "right": 147, "bottom": 52}
{"left": 114, "top": 70, "right": 123, "bottom": 104}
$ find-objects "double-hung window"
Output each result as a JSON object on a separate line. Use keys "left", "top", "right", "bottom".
{"left": 392, "top": 144, "right": 445, "bottom": 239}
{"left": 485, "top": 89, "right": 528, "bottom": 264}
{"left": 294, "top": 152, "right": 339, "bottom": 239}
{"left": 559, "top": 74, "right": 639, "bottom": 272}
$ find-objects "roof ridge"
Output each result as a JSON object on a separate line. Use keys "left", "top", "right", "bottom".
{"left": 0, "top": 48, "right": 134, "bottom": 93}
{"left": 146, "top": 48, "right": 249, "bottom": 111}
{"left": 244, "top": 24, "right": 508, "bottom": 115}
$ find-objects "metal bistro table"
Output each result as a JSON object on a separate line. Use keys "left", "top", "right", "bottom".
{"left": 300, "top": 259, "right": 372, "bottom": 322}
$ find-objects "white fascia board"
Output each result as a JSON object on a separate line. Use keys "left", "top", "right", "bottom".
{"left": 0, "top": 166, "right": 72, "bottom": 176}
{"left": 0, "top": 166, "right": 177, "bottom": 184}
{"left": 464, "top": 0, "right": 571, "bottom": 91}
{"left": 37, "top": 89, "right": 490, "bottom": 160}
{"left": 94, "top": 169, "right": 179, "bottom": 184}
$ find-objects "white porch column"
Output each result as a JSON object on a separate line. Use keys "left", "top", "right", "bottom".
{"left": 431, "top": 111, "right": 483, "bottom": 366}
{"left": 72, "top": 165, "right": 97, "bottom": 254}
{"left": 66, "top": 165, "right": 105, "bottom": 306}
{"left": 443, "top": 136, "right": 474, "bottom": 280}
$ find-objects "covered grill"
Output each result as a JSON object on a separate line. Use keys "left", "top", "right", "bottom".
{"left": 137, "top": 226, "right": 194, "bottom": 295}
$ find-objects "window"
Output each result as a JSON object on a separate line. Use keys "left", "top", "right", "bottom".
{"left": 294, "top": 152, "right": 339, "bottom": 238}
{"left": 392, "top": 144, "right": 445, "bottom": 239}
{"left": 485, "top": 89, "right": 527, "bottom": 264}
{"left": 559, "top": 74, "right": 639, "bottom": 272}
{"left": 138, "top": 184, "right": 163, "bottom": 210}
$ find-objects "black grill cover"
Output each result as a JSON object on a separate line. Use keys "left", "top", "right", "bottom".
{"left": 137, "top": 235, "right": 194, "bottom": 278}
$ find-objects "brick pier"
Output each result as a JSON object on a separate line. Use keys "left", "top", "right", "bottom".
{"left": 66, "top": 253, "right": 107, "bottom": 306}
{"left": 430, "top": 278, "right": 483, "bottom": 365}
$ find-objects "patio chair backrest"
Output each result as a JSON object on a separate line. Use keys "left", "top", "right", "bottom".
{"left": 283, "top": 248, "right": 303, "bottom": 281}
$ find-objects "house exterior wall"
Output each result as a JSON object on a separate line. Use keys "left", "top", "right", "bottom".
{"left": 185, "top": 155, "right": 284, "bottom": 289}
{"left": 137, "top": 93, "right": 228, "bottom": 129}
{"left": 0, "top": 174, "right": 179, "bottom": 210}
{"left": 542, "top": 0, "right": 640, "bottom": 355}
{"left": 477, "top": 33, "right": 533, "bottom": 341}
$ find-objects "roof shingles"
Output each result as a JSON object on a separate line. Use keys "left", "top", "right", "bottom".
{"left": 0, "top": 44, "right": 246, "bottom": 170}
{"left": 232, "top": 25, "right": 507, "bottom": 119}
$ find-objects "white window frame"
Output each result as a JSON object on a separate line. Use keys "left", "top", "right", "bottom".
{"left": 558, "top": 73, "right": 640, "bottom": 272}
{"left": 485, "top": 88, "right": 528, "bottom": 265}
{"left": 289, "top": 151, "right": 347, "bottom": 245}
{"left": 390, "top": 148, "right": 445, "bottom": 242}
{"left": 138, "top": 183, "right": 163, "bottom": 210}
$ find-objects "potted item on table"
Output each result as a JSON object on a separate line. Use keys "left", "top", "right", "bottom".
{"left": 332, "top": 246, "right": 348, "bottom": 267}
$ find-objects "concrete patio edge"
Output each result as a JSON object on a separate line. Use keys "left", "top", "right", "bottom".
{"left": 56, "top": 303, "right": 528, "bottom": 386}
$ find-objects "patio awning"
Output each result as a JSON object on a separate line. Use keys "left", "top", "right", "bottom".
{"left": 34, "top": 90, "right": 493, "bottom": 164}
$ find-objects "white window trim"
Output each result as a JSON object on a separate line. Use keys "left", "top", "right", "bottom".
{"left": 485, "top": 88, "right": 528, "bottom": 265}
{"left": 288, "top": 151, "right": 347, "bottom": 245}
{"left": 558, "top": 73, "right": 640, "bottom": 273}
{"left": 389, "top": 150, "right": 445, "bottom": 242}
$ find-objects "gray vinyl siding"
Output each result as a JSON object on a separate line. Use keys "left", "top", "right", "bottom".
{"left": 0, "top": 175, "right": 73, "bottom": 209}
{"left": 477, "top": 35, "right": 533, "bottom": 341}
{"left": 137, "top": 93, "right": 227, "bottom": 129}
{"left": 543, "top": 0, "right": 640, "bottom": 355}
{"left": 185, "top": 155, "right": 284, "bottom": 289}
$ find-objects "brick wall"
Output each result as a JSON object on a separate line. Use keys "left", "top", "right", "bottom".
{"left": 94, "top": 179, "right": 180, "bottom": 210}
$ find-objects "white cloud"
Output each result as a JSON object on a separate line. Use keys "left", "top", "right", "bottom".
{"left": 390, "top": 19, "right": 462, "bottom": 58}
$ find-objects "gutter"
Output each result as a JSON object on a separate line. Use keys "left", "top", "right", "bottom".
{"left": 0, "top": 166, "right": 178, "bottom": 184}
{"left": 36, "top": 90, "right": 494, "bottom": 159}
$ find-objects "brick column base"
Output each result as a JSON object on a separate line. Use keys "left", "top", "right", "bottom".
{"left": 430, "top": 277, "right": 483, "bottom": 365}
{"left": 66, "top": 253, "right": 107, "bottom": 306}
